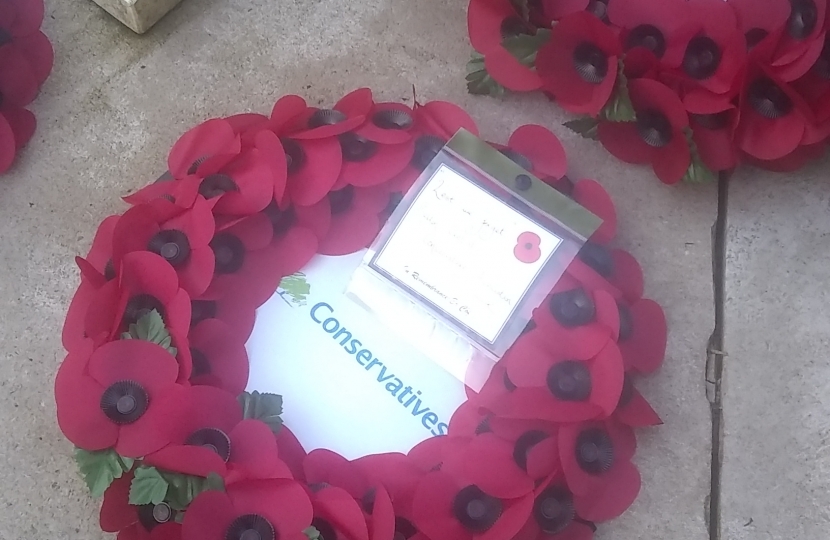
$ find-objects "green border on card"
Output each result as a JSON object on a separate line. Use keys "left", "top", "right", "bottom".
{"left": 445, "top": 129, "right": 602, "bottom": 241}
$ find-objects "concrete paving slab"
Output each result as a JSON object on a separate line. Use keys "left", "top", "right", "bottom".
{"left": 722, "top": 164, "right": 830, "bottom": 540}
{"left": 0, "top": 0, "right": 714, "bottom": 538}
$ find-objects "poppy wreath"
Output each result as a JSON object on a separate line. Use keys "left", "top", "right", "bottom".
{"left": 55, "top": 87, "right": 668, "bottom": 540}
{"left": 0, "top": 0, "right": 54, "bottom": 174}
{"left": 466, "top": 0, "right": 830, "bottom": 185}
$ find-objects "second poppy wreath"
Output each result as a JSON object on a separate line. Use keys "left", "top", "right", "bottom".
{"left": 466, "top": 0, "right": 830, "bottom": 185}
{"left": 55, "top": 88, "right": 668, "bottom": 540}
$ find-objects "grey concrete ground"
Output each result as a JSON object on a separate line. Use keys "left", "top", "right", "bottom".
{"left": 4, "top": 0, "right": 819, "bottom": 539}
{"left": 722, "top": 167, "right": 830, "bottom": 540}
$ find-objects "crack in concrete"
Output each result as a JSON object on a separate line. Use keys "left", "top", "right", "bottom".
{"left": 705, "top": 172, "right": 729, "bottom": 540}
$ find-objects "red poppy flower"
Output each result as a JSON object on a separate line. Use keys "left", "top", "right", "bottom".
{"left": 387, "top": 100, "right": 479, "bottom": 194}
{"left": 536, "top": 11, "right": 622, "bottom": 117}
{"left": 439, "top": 428, "right": 559, "bottom": 498}
{"left": 187, "top": 318, "right": 248, "bottom": 394}
{"left": 512, "top": 479, "right": 595, "bottom": 540}
{"left": 263, "top": 91, "right": 376, "bottom": 206}
{"left": 112, "top": 197, "right": 216, "bottom": 297}
{"left": 82, "top": 251, "right": 191, "bottom": 346}
{"left": 144, "top": 386, "right": 292, "bottom": 484}
{"left": 131, "top": 119, "right": 276, "bottom": 216}
{"left": 100, "top": 472, "right": 183, "bottom": 540}
{"left": 608, "top": 0, "right": 688, "bottom": 60}
{"left": 0, "top": 0, "right": 44, "bottom": 37}
{"left": 182, "top": 480, "right": 313, "bottom": 540}
{"left": 305, "top": 452, "right": 415, "bottom": 540}
{"left": 658, "top": 0, "right": 746, "bottom": 101}
{"left": 558, "top": 420, "right": 639, "bottom": 522}
{"left": 317, "top": 183, "right": 391, "bottom": 256}
{"left": 617, "top": 299, "right": 667, "bottom": 375}
{"left": 769, "top": 0, "right": 828, "bottom": 82}
{"left": 306, "top": 484, "right": 380, "bottom": 540}
{"left": 54, "top": 339, "right": 184, "bottom": 457}
{"left": 199, "top": 213, "right": 283, "bottom": 306}
{"left": 498, "top": 334, "right": 624, "bottom": 422}
{"left": 360, "top": 454, "right": 425, "bottom": 500}
{"left": 63, "top": 215, "right": 120, "bottom": 352}
{"left": 598, "top": 79, "right": 691, "bottom": 185}
{"left": 735, "top": 63, "right": 813, "bottom": 160}
{"left": 332, "top": 139, "right": 413, "bottom": 192}
{"left": 0, "top": 45, "right": 41, "bottom": 172}
{"left": 614, "top": 374, "right": 662, "bottom": 427}
{"left": 494, "top": 124, "right": 568, "bottom": 181}
{"left": 564, "top": 245, "right": 645, "bottom": 306}
{"left": 528, "top": 286, "right": 620, "bottom": 360}
{"left": 411, "top": 469, "right": 534, "bottom": 540}
{"left": 467, "top": 0, "right": 544, "bottom": 91}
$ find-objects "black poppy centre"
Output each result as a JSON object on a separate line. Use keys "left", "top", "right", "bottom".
{"left": 411, "top": 135, "right": 446, "bottom": 171}
{"left": 788, "top": 0, "right": 819, "bottom": 40}
{"left": 328, "top": 185, "right": 355, "bottom": 215}
{"left": 225, "top": 514, "right": 276, "bottom": 540}
{"left": 625, "top": 24, "right": 667, "bottom": 58}
{"left": 148, "top": 229, "right": 191, "bottom": 266}
{"left": 199, "top": 174, "right": 239, "bottom": 199}
{"left": 512, "top": 430, "right": 549, "bottom": 471}
{"left": 550, "top": 289, "right": 596, "bottom": 327}
{"left": 100, "top": 380, "right": 149, "bottom": 424}
{"left": 263, "top": 201, "right": 297, "bottom": 236}
{"left": 138, "top": 503, "right": 175, "bottom": 532}
{"left": 533, "top": 487, "right": 575, "bottom": 534}
{"left": 453, "top": 485, "right": 503, "bottom": 532}
{"left": 682, "top": 36, "right": 722, "bottom": 80}
{"left": 185, "top": 427, "right": 232, "bottom": 461}
{"left": 748, "top": 77, "right": 794, "bottom": 119}
{"left": 281, "top": 138, "right": 306, "bottom": 174}
{"left": 210, "top": 233, "right": 246, "bottom": 274}
{"left": 636, "top": 109, "right": 673, "bottom": 148}
{"left": 339, "top": 133, "right": 378, "bottom": 162}
{"left": 372, "top": 109, "right": 414, "bottom": 131}
{"left": 308, "top": 109, "right": 348, "bottom": 129}
{"left": 572, "top": 42, "right": 609, "bottom": 84}
{"left": 547, "top": 361, "right": 592, "bottom": 401}
{"left": 578, "top": 242, "right": 613, "bottom": 277}
{"left": 586, "top": 0, "right": 609, "bottom": 21}
{"left": 575, "top": 428, "right": 614, "bottom": 474}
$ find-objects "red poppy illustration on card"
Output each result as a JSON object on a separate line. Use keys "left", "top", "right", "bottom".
{"left": 514, "top": 232, "right": 542, "bottom": 263}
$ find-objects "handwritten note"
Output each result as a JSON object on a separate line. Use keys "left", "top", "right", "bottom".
{"left": 372, "top": 164, "right": 563, "bottom": 342}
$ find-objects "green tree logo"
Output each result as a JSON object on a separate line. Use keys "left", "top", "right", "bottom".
{"left": 277, "top": 272, "right": 311, "bottom": 306}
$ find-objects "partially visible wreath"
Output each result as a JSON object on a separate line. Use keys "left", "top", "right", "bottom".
{"left": 466, "top": 0, "right": 830, "bottom": 185}
{"left": 55, "top": 88, "right": 667, "bottom": 540}
{"left": 0, "top": 0, "right": 54, "bottom": 174}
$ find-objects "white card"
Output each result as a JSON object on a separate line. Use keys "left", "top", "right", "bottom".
{"left": 371, "top": 164, "right": 563, "bottom": 343}
{"left": 246, "top": 251, "right": 467, "bottom": 460}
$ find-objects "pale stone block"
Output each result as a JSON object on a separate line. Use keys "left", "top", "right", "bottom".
{"left": 90, "top": 0, "right": 182, "bottom": 34}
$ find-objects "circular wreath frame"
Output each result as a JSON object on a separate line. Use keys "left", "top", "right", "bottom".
{"left": 55, "top": 88, "right": 668, "bottom": 540}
